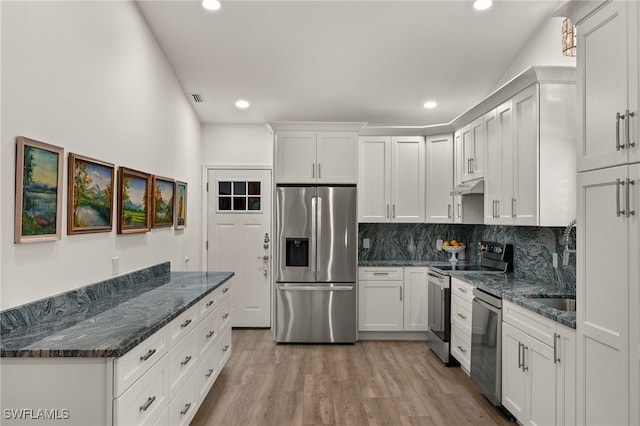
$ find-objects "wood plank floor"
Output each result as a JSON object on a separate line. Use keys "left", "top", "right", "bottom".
{"left": 191, "top": 329, "right": 512, "bottom": 426}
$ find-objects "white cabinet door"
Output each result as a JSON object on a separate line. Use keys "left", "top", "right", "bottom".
{"left": 486, "top": 100, "right": 514, "bottom": 225}
{"left": 630, "top": 162, "right": 640, "bottom": 426}
{"left": 425, "top": 134, "right": 453, "bottom": 223}
{"left": 391, "top": 137, "right": 425, "bottom": 222}
{"left": 526, "top": 335, "right": 556, "bottom": 426}
{"left": 453, "top": 130, "right": 464, "bottom": 224}
{"left": 577, "top": 1, "right": 634, "bottom": 171}
{"left": 275, "top": 132, "right": 317, "bottom": 183}
{"left": 484, "top": 107, "right": 500, "bottom": 224}
{"left": 577, "top": 165, "right": 630, "bottom": 426}
{"left": 402, "top": 267, "right": 428, "bottom": 331}
{"left": 358, "top": 136, "right": 391, "bottom": 222}
{"left": 316, "top": 132, "right": 357, "bottom": 184}
{"left": 503, "top": 322, "right": 527, "bottom": 422}
{"left": 555, "top": 324, "right": 576, "bottom": 426}
{"left": 358, "top": 280, "right": 403, "bottom": 331}
{"left": 512, "top": 85, "right": 539, "bottom": 226}
{"left": 470, "top": 116, "right": 485, "bottom": 180}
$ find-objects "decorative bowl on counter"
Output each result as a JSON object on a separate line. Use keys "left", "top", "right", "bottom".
{"left": 442, "top": 245, "right": 465, "bottom": 264}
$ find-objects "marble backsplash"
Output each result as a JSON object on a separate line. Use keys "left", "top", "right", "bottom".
{"left": 358, "top": 223, "right": 576, "bottom": 290}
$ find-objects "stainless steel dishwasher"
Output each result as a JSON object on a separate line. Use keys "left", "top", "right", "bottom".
{"left": 470, "top": 288, "right": 503, "bottom": 406}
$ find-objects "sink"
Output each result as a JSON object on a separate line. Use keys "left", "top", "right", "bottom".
{"left": 526, "top": 296, "right": 576, "bottom": 312}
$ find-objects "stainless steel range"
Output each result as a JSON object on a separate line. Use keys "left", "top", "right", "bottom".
{"left": 426, "top": 241, "right": 513, "bottom": 365}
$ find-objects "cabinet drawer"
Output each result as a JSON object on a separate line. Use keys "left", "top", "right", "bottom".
{"left": 217, "top": 300, "right": 231, "bottom": 332}
{"left": 451, "top": 278, "right": 475, "bottom": 303}
{"left": 196, "top": 310, "right": 218, "bottom": 356}
{"left": 503, "top": 300, "right": 556, "bottom": 347}
{"left": 168, "top": 331, "right": 198, "bottom": 399}
{"left": 451, "top": 324, "right": 471, "bottom": 372}
{"left": 199, "top": 287, "right": 222, "bottom": 318}
{"left": 195, "top": 349, "right": 218, "bottom": 403}
{"left": 169, "top": 381, "right": 196, "bottom": 426}
{"left": 114, "top": 354, "right": 169, "bottom": 426}
{"left": 169, "top": 307, "right": 199, "bottom": 347}
{"left": 114, "top": 327, "right": 168, "bottom": 397}
{"left": 451, "top": 295, "right": 472, "bottom": 332}
{"left": 217, "top": 326, "right": 232, "bottom": 370}
{"left": 359, "top": 267, "right": 403, "bottom": 281}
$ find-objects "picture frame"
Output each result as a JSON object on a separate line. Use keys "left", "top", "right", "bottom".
{"left": 67, "top": 153, "right": 115, "bottom": 235}
{"left": 117, "top": 167, "right": 152, "bottom": 234}
{"left": 175, "top": 181, "right": 187, "bottom": 230}
{"left": 14, "top": 136, "right": 64, "bottom": 243}
{"left": 152, "top": 176, "right": 175, "bottom": 228}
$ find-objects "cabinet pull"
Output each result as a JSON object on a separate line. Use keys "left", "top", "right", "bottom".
{"left": 399, "top": 287, "right": 403, "bottom": 301}
{"left": 457, "top": 313, "right": 466, "bottom": 320}
{"left": 627, "top": 179, "right": 635, "bottom": 217}
{"left": 523, "top": 346, "right": 529, "bottom": 371}
{"left": 447, "top": 204, "right": 452, "bottom": 219}
{"left": 616, "top": 112, "right": 623, "bottom": 151}
{"left": 206, "top": 330, "right": 215, "bottom": 339}
{"left": 386, "top": 204, "right": 390, "bottom": 219}
{"left": 139, "top": 349, "right": 156, "bottom": 362}
{"left": 457, "top": 203, "right": 462, "bottom": 219}
{"left": 181, "top": 355, "right": 192, "bottom": 366}
{"left": 139, "top": 396, "right": 156, "bottom": 412}
{"left": 223, "top": 313, "right": 230, "bottom": 319}
{"left": 181, "top": 318, "right": 192, "bottom": 329}
{"left": 616, "top": 178, "right": 623, "bottom": 217}
{"left": 373, "top": 272, "right": 389, "bottom": 276}
{"left": 458, "top": 287, "right": 467, "bottom": 294}
{"left": 392, "top": 204, "right": 396, "bottom": 218}
{"left": 553, "top": 333, "right": 560, "bottom": 364}
{"left": 318, "top": 163, "right": 321, "bottom": 178}
{"left": 223, "top": 345, "right": 230, "bottom": 352}
{"left": 180, "top": 403, "right": 192, "bottom": 416}
{"left": 457, "top": 345, "right": 466, "bottom": 353}
{"left": 223, "top": 287, "right": 230, "bottom": 294}
{"left": 511, "top": 198, "right": 516, "bottom": 218}
{"left": 470, "top": 158, "right": 474, "bottom": 173}
{"left": 206, "top": 299, "right": 215, "bottom": 307}
{"left": 205, "top": 368, "right": 215, "bottom": 378}
{"left": 518, "top": 342, "right": 523, "bottom": 369}
{"left": 626, "top": 110, "right": 636, "bottom": 149}
{"left": 312, "top": 163, "right": 315, "bottom": 178}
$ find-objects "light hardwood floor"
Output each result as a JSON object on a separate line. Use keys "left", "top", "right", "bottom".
{"left": 191, "top": 329, "right": 512, "bottom": 426}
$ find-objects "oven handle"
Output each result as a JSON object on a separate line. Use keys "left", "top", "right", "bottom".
{"left": 473, "top": 296, "right": 501, "bottom": 314}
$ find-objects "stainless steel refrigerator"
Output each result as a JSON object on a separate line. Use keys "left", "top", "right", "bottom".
{"left": 275, "top": 185, "right": 357, "bottom": 343}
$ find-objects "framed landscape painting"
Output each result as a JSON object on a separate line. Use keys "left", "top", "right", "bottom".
{"left": 152, "top": 176, "right": 175, "bottom": 228}
{"left": 67, "top": 153, "right": 114, "bottom": 234}
{"left": 175, "top": 181, "right": 187, "bottom": 230}
{"left": 117, "top": 167, "right": 152, "bottom": 234}
{"left": 14, "top": 137, "right": 64, "bottom": 243}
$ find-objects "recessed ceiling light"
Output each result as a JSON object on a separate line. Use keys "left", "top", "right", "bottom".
{"left": 202, "top": 0, "right": 221, "bottom": 11}
{"left": 235, "top": 99, "right": 250, "bottom": 109}
{"left": 473, "top": 0, "right": 492, "bottom": 11}
{"left": 423, "top": 101, "right": 437, "bottom": 109}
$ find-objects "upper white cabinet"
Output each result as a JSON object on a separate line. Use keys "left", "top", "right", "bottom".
{"left": 358, "top": 136, "right": 425, "bottom": 222}
{"left": 425, "top": 134, "right": 454, "bottom": 223}
{"left": 453, "top": 130, "right": 484, "bottom": 224}
{"left": 484, "top": 82, "right": 576, "bottom": 226}
{"left": 577, "top": 1, "right": 639, "bottom": 171}
{"left": 275, "top": 131, "right": 357, "bottom": 184}
{"left": 461, "top": 117, "right": 485, "bottom": 182}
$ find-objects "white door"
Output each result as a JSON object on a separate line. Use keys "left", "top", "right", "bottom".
{"left": 207, "top": 169, "right": 272, "bottom": 327}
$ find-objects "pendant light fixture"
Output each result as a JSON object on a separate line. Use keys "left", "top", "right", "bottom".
{"left": 562, "top": 18, "right": 576, "bottom": 57}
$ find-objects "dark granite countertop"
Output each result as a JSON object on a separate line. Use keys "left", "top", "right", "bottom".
{"left": 0, "top": 271, "right": 234, "bottom": 358}
{"left": 358, "top": 260, "right": 463, "bottom": 267}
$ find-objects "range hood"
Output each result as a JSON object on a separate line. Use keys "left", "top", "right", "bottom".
{"left": 450, "top": 178, "right": 484, "bottom": 196}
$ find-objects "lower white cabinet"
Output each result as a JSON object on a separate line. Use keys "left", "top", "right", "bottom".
{"left": 358, "top": 267, "right": 427, "bottom": 332}
{"left": 450, "top": 278, "right": 474, "bottom": 374}
{"left": 502, "top": 300, "right": 575, "bottom": 426}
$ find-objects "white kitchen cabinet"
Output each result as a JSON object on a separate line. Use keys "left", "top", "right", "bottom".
{"left": 577, "top": 0, "right": 639, "bottom": 172}
{"left": 275, "top": 131, "right": 357, "bottom": 184}
{"left": 425, "top": 134, "right": 454, "bottom": 223}
{"left": 450, "top": 278, "right": 474, "bottom": 374}
{"left": 357, "top": 136, "right": 425, "bottom": 223}
{"left": 461, "top": 117, "right": 485, "bottom": 182}
{"left": 502, "top": 301, "right": 576, "bottom": 426}
{"left": 453, "top": 130, "right": 484, "bottom": 224}
{"left": 631, "top": 162, "right": 640, "bottom": 426}
{"left": 484, "top": 82, "right": 576, "bottom": 226}
{"left": 358, "top": 267, "right": 427, "bottom": 332}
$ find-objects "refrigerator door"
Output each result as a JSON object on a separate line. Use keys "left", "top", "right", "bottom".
{"left": 275, "top": 283, "right": 356, "bottom": 343}
{"left": 276, "top": 186, "right": 316, "bottom": 282}
{"left": 316, "top": 186, "right": 357, "bottom": 282}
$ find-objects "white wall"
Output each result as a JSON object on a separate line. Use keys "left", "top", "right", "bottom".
{"left": 1, "top": 1, "right": 202, "bottom": 310}
{"left": 493, "top": 17, "right": 577, "bottom": 89}
{"left": 201, "top": 124, "right": 273, "bottom": 167}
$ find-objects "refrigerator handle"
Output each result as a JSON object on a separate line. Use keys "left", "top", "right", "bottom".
{"left": 311, "top": 196, "right": 317, "bottom": 273}
{"left": 316, "top": 196, "right": 322, "bottom": 274}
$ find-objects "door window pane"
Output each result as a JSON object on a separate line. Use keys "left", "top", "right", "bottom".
{"left": 217, "top": 180, "right": 261, "bottom": 212}
{"left": 233, "top": 197, "right": 246, "bottom": 210}
{"left": 219, "top": 181, "right": 231, "bottom": 195}
{"left": 248, "top": 182, "right": 261, "bottom": 195}
{"left": 233, "top": 182, "right": 246, "bottom": 195}
{"left": 219, "top": 197, "right": 231, "bottom": 211}
{"left": 248, "top": 197, "right": 261, "bottom": 210}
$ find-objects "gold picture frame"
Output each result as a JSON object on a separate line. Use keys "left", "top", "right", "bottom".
{"left": 117, "top": 167, "right": 152, "bottom": 234}
{"left": 152, "top": 176, "right": 175, "bottom": 228}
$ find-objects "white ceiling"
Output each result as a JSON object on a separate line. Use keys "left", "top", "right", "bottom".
{"left": 136, "top": 0, "right": 565, "bottom": 126}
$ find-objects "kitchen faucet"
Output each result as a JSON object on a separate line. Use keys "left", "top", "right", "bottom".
{"left": 562, "top": 219, "right": 577, "bottom": 266}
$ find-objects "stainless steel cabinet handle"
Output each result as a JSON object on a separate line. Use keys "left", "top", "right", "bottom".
{"left": 626, "top": 110, "right": 636, "bottom": 148}
{"left": 139, "top": 349, "right": 156, "bottom": 362}
{"left": 399, "top": 287, "right": 403, "bottom": 301}
{"left": 139, "top": 396, "right": 156, "bottom": 412}
{"left": 627, "top": 179, "right": 635, "bottom": 217}
{"left": 205, "top": 368, "right": 215, "bottom": 378}
{"left": 392, "top": 204, "right": 396, "bottom": 218}
{"left": 223, "top": 287, "right": 229, "bottom": 294}
{"left": 616, "top": 178, "right": 623, "bottom": 217}
{"left": 511, "top": 198, "right": 516, "bottom": 218}
{"left": 457, "top": 203, "right": 462, "bottom": 219}
{"left": 312, "top": 163, "right": 315, "bottom": 178}
{"left": 181, "top": 355, "right": 192, "bottom": 366}
{"left": 523, "top": 346, "right": 529, "bottom": 371}
{"left": 206, "top": 330, "right": 215, "bottom": 339}
{"left": 318, "top": 163, "right": 321, "bottom": 178}
{"left": 518, "top": 342, "right": 523, "bottom": 369}
{"left": 458, "top": 287, "right": 467, "bottom": 294}
{"left": 457, "top": 345, "right": 466, "bottom": 353}
{"left": 470, "top": 158, "right": 474, "bottom": 173}
{"left": 223, "top": 313, "right": 229, "bottom": 319}
{"left": 223, "top": 345, "right": 230, "bottom": 352}
{"left": 553, "top": 333, "right": 560, "bottom": 364}
{"left": 386, "top": 204, "right": 390, "bottom": 219}
{"left": 180, "top": 403, "right": 192, "bottom": 416}
{"left": 616, "top": 112, "right": 623, "bottom": 151}
{"left": 206, "top": 299, "right": 215, "bottom": 308}
{"left": 467, "top": 158, "right": 471, "bottom": 174}
{"left": 373, "top": 272, "right": 389, "bottom": 276}
{"left": 457, "top": 313, "right": 466, "bottom": 320}
{"left": 447, "top": 204, "right": 452, "bottom": 219}
{"left": 181, "top": 319, "right": 192, "bottom": 328}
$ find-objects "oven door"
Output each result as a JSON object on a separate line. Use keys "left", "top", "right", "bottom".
{"left": 427, "top": 271, "right": 451, "bottom": 342}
